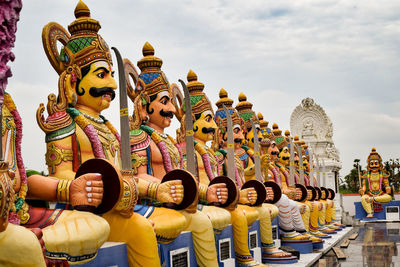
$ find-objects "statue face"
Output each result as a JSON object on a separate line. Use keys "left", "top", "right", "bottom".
{"left": 294, "top": 152, "right": 299, "bottom": 168}
{"left": 76, "top": 61, "right": 116, "bottom": 113}
{"left": 268, "top": 142, "right": 279, "bottom": 161}
{"left": 278, "top": 147, "right": 290, "bottom": 166}
{"left": 246, "top": 124, "right": 262, "bottom": 149}
{"left": 233, "top": 124, "right": 245, "bottom": 149}
{"left": 368, "top": 158, "right": 381, "bottom": 173}
{"left": 193, "top": 110, "right": 217, "bottom": 143}
{"left": 147, "top": 91, "right": 175, "bottom": 130}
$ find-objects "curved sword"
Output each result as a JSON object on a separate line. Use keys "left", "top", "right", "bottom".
{"left": 223, "top": 105, "right": 235, "bottom": 182}
{"left": 250, "top": 120, "right": 263, "bottom": 183}
{"left": 179, "top": 79, "right": 196, "bottom": 178}
{"left": 296, "top": 145, "right": 305, "bottom": 185}
{"left": 288, "top": 136, "right": 295, "bottom": 186}
{"left": 112, "top": 47, "right": 131, "bottom": 170}
{"left": 309, "top": 147, "right": 316, "bottom": 186}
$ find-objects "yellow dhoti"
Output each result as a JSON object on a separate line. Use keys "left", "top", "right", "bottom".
{"left": 43, "top": 210, "right": 110, "bottom": 265}
{"left": 180, "top": 210, "right": 218, "bottom": 267}
{"left": 199, "top": 205, "right": 232, "bottom": 231}
{"left": 0, "top": 223, "right": 46, "bottom": 267}
{"left": 361, "top": 194, "right": 392, "bottom": 215}
{"left": 147, "top": 207, "right": 187, "bottom": 243}
{"left": 103, "top": 211, "right": 160, "bottom": 267}
{"left": 297, "top": 202, "right": 310, "bottom": 232}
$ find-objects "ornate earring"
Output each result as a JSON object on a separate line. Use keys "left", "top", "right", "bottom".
{"left": 143, "top": 115, "right": 150, "bottom": 124}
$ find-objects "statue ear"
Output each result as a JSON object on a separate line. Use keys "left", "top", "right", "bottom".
{"left": 65, "top": 73, "right": 78, "bottom": 106}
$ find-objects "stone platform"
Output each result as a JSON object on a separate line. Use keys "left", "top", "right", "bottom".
{"left": 269, "top": 226, "right": 353, "bottom": 267}
{"left": 354, "top": 200, "right": 400, "bottom": 220}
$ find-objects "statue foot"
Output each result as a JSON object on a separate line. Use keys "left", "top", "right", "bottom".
{"left": 310, "top": 231, "right": 330, "bottom": 238}
{"left": 320, "top": 228, "right": 336, "bottom": 234}
{"left": 366, "top": 213, "right": 374, "bottom": 218}
{"left": 281, "top": 233, "right": 311, "bottom": 241}
{"left": 263, "top": 246, "right": 293, "bottom": 258}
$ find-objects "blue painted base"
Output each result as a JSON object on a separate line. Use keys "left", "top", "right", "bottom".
{"left": 75, "top": 242, "right": 128, "bottom": 267}
{"left": 158, "top": 231, "right": 197, "bottom": 267}
{"left": 215, "top": 225, "right": 235, "bottom": 267}
{"left": 312, "top": 241, "right": 324, "bottom": 250}
{"left": 354, "top": 200, "right": 400, "bottom": 220}
{"left": 248, "top": 220, "right": 262, "bottom": 263}
{"left": 280, "top": 240, "right": 313, "bottom": 254}
{"left": 262, "top": 255, "right": 298, "bottom": 264}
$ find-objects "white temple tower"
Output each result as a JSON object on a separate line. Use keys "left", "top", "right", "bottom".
{"left": 290, "top": 97, "right": 343, "bottom": 218}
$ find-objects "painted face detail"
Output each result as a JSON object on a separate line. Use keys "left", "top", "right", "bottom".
{"left": 368, "top": 159, "right": 381, "bottom": 172}
{"left": 76, "top": 61, "right": 116, "bottom": 113}
{"left": 233, "top": 124, "right": 245, "bottom": 147}
{"left": 246, "top": 124, "right": 262, "bottom": 149}
{"left": 147, "top": 91, "right": 175, "bottom": 130}
{"left": 278, "top": 147, "right": 290, "bottom": 166}
{"left": 193, "top": 110, "right": 217, "bottom": 143}
{"left": 294, "top": 152, "right": 299, "bottom": 167}
{"left": 268, "top": 142, "right": 279, "bottom": 160}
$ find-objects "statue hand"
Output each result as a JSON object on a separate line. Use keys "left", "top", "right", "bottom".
{"left": 239, "top": 187, "right": 257, "bottom": 205}
{"left": 295, "top": 187, "right": 302, "bottom": 200}
{"left": 207, "top": 183, "right": 228, "bottom": 204}
{"left": 358, "top": 188, "right": 365, "bottom": 195}
{"left": 266, "top": 187, "right": 274, "bottom": 201}
{"left": 156, "top": 180, "right": 184, "bottom": 204}
{"left": 70, "top": 173, "right": 103, "bottom": 208}
{"left": 386, "top": 187, "right": 391, "bottom": 195}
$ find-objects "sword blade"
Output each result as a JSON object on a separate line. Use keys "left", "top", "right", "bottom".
{"left": 223, "top": 105, "right": 235, "bottom": 182}
{"left": 315, "top": 155, "right": 321, "bottom": 187}
{"left": 250, "top": 120, "right": 263, "bottom": 183}
{"left": 296, "top": 146, "right": 305, "bottom": 185}
{"left": 288, "top": 137, "right": 295, "bottom": 186}
{"left": 112, "top": 47, "right": 131, "bottom": 170}
{"left": 309, "top": 147, "right": 315, "bottom": 186}
{"left": 179, "top": 79, "right": 196, "bottom": 177}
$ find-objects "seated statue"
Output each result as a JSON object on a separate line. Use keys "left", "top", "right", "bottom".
{"left": 359, "top": 148, "right": 392, "bottom": 218}
{"left": 0, "top": 93, "right": 46, "bottom": 267}
{"left": 36, "top": 2, "right": 170, "bottom": 265}
{"left": 127, "top": 43, "right": 228, "bottom": 267}
{"left": 176, "top": 72, "right": 265, "bottom": 266}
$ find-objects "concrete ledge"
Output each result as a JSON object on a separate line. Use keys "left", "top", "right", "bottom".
{"left": 270, "top": 227, "right": 353, "bottom": 267}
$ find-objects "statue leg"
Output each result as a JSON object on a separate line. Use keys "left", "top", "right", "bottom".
{"left": 103, "top": 211, "right": 161, "bottom": 267}
{"left": 374, "top": 194, "right": 392, "bottom": 204}
{"left": 230, "top": 208, "right": 260, "bottom": 266}
{"left": 145, "top": 206, "right": 187, "bottom": 243}
{"left": 255, "top": 204, "right": 293, "bottom": 259}
{"left": 236, "top": 204, "right": 259, "bottom": 226}
{"left": 264, "top": 203, "right": 279, "bottom": 220}
{"left": 307, "top": 201, "right": 328, "bottom": 238}
{"left": 180, "top": 210, "right": 218, "bottom": 267}
{"left": 361, "top": 194, "right": 373, "bottom": 217}
{"left": 199, "top": 205, "right": 231, "bottom": 231}
{"left": 297, "top": 202, "right": 310, "bottom": 232}
{"left": 0, "top": 223, "right": 46, "bottom": 267}
{"left": 275, "top": 194, "right": 309, "bottom": 240}
{"left": 42, "top": 210, "right": 110, "bottom": 265}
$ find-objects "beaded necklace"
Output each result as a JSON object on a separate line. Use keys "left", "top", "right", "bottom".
{"left": 67, "top": 107, "right": 120, "bottom": 159}
{"left": 140, "top": 125, "right": 183, "bottom": 172}
{"left": 4, "top": 93, "right": 28, "bottom": 224}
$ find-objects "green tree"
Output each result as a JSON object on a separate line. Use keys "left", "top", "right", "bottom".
{"left": 340, "top": 159, "right": 363, "bottom": 193}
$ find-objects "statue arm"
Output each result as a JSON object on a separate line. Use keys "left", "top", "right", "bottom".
{"left": 27, "top": 174, "right": 58, "bottom": 201}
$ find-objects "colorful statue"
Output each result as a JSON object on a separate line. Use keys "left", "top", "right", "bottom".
{"left": 215, "top": 90, "right": 297, "bottom": 264}
{"left": 127, "top": 43, "right": 227, "bottom": 267}
{"left": 0, "top": 93, "right": 47, "bottom": 266}
{"left": 37, "top": 2, "right": 162, "bottom": 265}
{"left": 359, "top": 148, "right": 392, "bottom": 218}
{"left": 176, "top": 71, "right": 263, "bottom": 266}
{"left": 264, "top": 124, "right": 311, "bottom": 242}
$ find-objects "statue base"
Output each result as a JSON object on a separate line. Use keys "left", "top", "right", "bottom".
{"left": 75, "top": 242, "right": 128, "bottom": 267}
{"left": 354, "top": 201, "right": 400, "bottom": 220}
{"left": 215, "top": 225, "right": 235, "bottom": 267}
{"left": 312, "top": 240, "right": 324, "bottom": 250}
{"left": 280, "top": 239, "right": 313, "bottom": 254}
{"left": 158, "top": 231, "right": 197, "bottom": 267}
{"left": 248, "top": 220, "right": 262, "bottom": 263}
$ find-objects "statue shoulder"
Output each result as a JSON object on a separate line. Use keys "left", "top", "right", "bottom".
{"left": 215, "top": 150, "right": 226, "bottom": 163}
{"left": 130, "top": 128, "right": 151, "bottom": 152}
{"left": 44, "top": 112, "right": 76, "bottom": 143}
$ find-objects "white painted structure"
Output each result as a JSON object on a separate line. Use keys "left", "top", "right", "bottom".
{"left": 290, "top": 97, "right": 343, "bottom": 219}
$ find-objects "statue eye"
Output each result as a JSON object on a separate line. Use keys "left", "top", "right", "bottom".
{"left": 97, "top": 72, "right": 105, "bottom": 78}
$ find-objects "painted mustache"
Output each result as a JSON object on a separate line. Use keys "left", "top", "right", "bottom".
{"left": 251, "top": 137, "right": 262, "bottom": 144}
{"left": 270, "top": 151, "right": 279, "bottom": 155}
{"left": 234, "top": 138, "right": 242, "bottom": 144}
{"left": 202, "top": 127, "right": 215, "bottom": 134}
{"left": 160, "top": 109, "right": 174, "bottom": 119}
{"left": 282, "top": 156, "right": 289, "bottom": 161}
{"left": 89, "top": 87, "right": 116, "bottom": 100}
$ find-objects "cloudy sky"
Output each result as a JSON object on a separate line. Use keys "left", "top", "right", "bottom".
{"left": 7, "top": 0, "right": 400, "bottom": 180}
